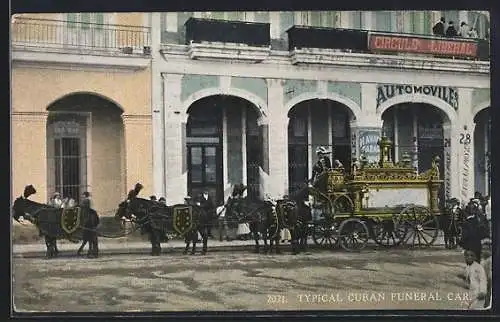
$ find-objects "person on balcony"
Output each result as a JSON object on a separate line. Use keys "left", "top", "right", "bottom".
{"left": 432, "top": 17, "right": 446, "bottom": 36}
{"left": 445, "top": 21, "right": 458, "bottom": 37}
{"left": 459, "top": 22, "right": 470, "bottom": 37}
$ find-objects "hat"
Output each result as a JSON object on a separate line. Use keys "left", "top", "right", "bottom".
{"left": 315, "top": 146, "right": 330, "bottom": 154}
{"left": 159, "top": 197, "right": 166, "bottom": 202}
{"left": 23, "top": 185, "right": 37, "bottom": 198}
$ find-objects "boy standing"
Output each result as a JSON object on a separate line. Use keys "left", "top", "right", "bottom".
{"left": 463, "top": 250, "right": 487, "bottom": 309}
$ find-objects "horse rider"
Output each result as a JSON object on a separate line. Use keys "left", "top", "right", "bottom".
{"left": 127, "top": 183, "right": 144, "bottom": 200}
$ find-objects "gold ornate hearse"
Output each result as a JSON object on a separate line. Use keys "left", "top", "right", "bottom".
{"left": 311, "top": 136, "right": 444, "bottom": 252}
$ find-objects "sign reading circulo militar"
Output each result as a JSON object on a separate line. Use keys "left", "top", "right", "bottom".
{"left": 376, "top": 84, "right": 459, "bottom": 110}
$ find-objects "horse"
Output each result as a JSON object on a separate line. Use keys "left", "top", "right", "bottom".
{"left": 277, "top": 184, "right": 313, "bottom": 255}
{"left": 225, "top": 196, "right": 281, "bottom": 254}
{"left": 12, "top": 195, "right": 100, "bottom": 258}
{"left": 116, "top": 197, "right": 211, "bottom": 255}
{"left": 441, "top": 198, "right": 464, "bottom": 249}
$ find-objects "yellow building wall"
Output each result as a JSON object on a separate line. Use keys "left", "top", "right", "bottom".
{"left": 11, "top": 66, "right": 153, "bottom": 212}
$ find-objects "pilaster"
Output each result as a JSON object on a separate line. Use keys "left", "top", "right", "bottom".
{"left": 266, "top": 78, "right": 288, "bottom": 198}
{"left": 11, "top": 112, "right": 49, "bottom": 204}
{"left": 122, "top": 114, "right": 153, "bottom": 199}
{"left": 357, "top": 83, "right": 383, "bottom": 163}
{"left": 456, "top": 88, "right": 475, "bottom": 202}
{"left": 163, "top": 73, "right": 186, "bottom": 205}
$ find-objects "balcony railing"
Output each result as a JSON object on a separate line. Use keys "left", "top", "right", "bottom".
{"left": 11, "top": 17, "right": 151, "bottom": 56}
{"left": 287, "top": 25, "right": 490, "bottom": 61}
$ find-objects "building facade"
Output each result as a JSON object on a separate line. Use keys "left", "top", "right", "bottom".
{"left": 150, "top": 11, "right": 490, "bottom": 206}
{"left": 11, "top": 13, "right": 153, "bottom": 214}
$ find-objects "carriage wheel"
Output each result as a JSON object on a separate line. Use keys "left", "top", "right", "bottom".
{"left": 338, "top": 218, "right": 369, "bottom": 252}
{"left": 372, "top": 218, "right": 407, "bottom": 247}
{"left": 312, "top": 221, "right": 339, "bottom": 247}
{"left": 398, "top": 205, "right": 439, "bottom": 248}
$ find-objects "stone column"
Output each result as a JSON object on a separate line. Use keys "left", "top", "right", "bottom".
{"left": 163, "top": 73, "right": 186, "bottom": 205}
{"left": 266, "top": 78, "right": 288, "bottom": 198}
{"left": 12, "top": 112, "right": 49, "bottom": 203}
{"left": 122, "top": 114, "right": 153, "bottom": 198}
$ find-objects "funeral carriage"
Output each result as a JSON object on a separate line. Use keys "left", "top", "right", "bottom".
{"left": 307, "top": 136, "right": 443, "bottom": 251}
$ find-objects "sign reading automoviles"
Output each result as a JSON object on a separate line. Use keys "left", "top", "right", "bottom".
{"left": 376, "top": 84, "right": 458, "bottom": 110}
{"left": 368, "top": 32, "right": 478, "bottom": 57}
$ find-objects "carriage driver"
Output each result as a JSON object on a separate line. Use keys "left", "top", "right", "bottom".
{"left": 310, "top": 146, "right": 332, "bottom": 187}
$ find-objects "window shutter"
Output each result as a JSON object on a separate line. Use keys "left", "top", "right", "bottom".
{"left": 94, "top": 13, "right": 104, "bottom": 29}
{"left": 212, "top": 12, "right": 225, "bottom": 20}
{"left": 310, "top": 11, "right": 321, "bottom": 27}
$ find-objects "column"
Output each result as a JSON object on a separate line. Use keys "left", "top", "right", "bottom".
{"left": 122, "top": 114, "right": 153, "bottom": 199}
{"left": 266, "top": 78, "right": 288, "bottom": 198}
{"left": 359, "top": 83, "right": 383, "bottom": 163}
{"left": 151, "top": 12, "right": 165, "bottom": 199}
{"left": 163, "top": 73, "right": 186, "bottom": 205}
{"left": 12, "top": 112, "right": 48, "bottom": 203}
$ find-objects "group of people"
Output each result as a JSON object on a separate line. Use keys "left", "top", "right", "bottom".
{"left": 458, "top": 192, "right": 492, "bottom": 309}
{"left": 47, "top": 191, "right": 99, "bottom": 258}
{"left": 432, "top": 17, "right": 481, "bottom": 39}
{"left": 149, "top": 195, "right": 167, "bottom": 205}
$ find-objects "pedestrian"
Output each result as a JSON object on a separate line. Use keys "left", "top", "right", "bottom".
{"left": 480, "top": 240, "right": 492, "bottom": 308}
{"left": 127, "top": 183, "right": 143, "bottom": 200}
{"left": 445, "top": 21, "right": 458, "bottom": 37}
{"left": 432, "top": 17, "right": 446, "bottom": 36}
{"left": 459, "top": 22, "right": 470, "bottom": 37}
{"left": 462, "top": 249, "right": 487, "bottom": 309}
{"left": 459, "top": 203, "right": 483, "bottom": 263}
{"left": 196, "top": 190, "right": 216, "bottom": 238}
{"left": 158, "top": 197, "right": 166, "bottom": 205}
{"left": 77, "top": 192, "right": 99, "bottom": 258}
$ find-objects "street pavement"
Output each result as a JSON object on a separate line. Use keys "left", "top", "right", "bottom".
{"left": 12, "top": 246, "right": 473, "bottom": 312}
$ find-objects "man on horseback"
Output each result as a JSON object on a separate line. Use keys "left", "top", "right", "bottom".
{"left": 128, "top": 183, "right": 144, "bottom": 200}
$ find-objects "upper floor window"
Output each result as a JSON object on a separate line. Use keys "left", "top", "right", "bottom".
{"left": 299, "top": 11, "right": 339, "bottom": 28}
{"left": 375, "top": 11, "right": 394, "bottom": 32}
{"left": 67, "top": 13, "right": 105, "bottom": 29}
{"left": 199, "top": 11, "right": 251, "bottom": 22}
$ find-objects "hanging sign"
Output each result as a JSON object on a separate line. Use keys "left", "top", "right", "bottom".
{"left": 376, "top": 84, "right": 459, "bottom": 110}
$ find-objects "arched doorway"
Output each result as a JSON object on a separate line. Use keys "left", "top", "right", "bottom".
{"left": 474, "top": 107, "right": 490, "bottom": 197}
{"left": 382, "top": 103, "right": 449, "bottom": 205}
{"left": 186, "top": 95, "right": 263, "bottom": 204}
{"left": 46, "top": 93, "right": 124, "bottom": 214}
{"left": 288, "top": 99, "right": 354, "bottom": 195}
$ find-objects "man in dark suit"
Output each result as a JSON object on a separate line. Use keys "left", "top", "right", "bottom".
{"left": 197, "top": 191, "right": 216, "bottom": 238}
{"left": 445, "top": 21, "right": 458, "bottom": 37}
{"left": 432, "top": 17, "right": 445, "bottom": 36}
{"left": 459, "top": 202, "right": 483, "bottom": 263}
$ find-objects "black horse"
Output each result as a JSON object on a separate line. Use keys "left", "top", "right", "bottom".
{"left": 116, "top": 197, "right": 211, "bottom": 255}
{"left": 277, "top": 184, "right": 313, "bottom": 254}
{"left": 441, "top": 198, "right": 464, "bottom": 249}
{"left": 225, "top": 196, "right": 281, "bottom": 254}
{"left": 12, "top": 186, "right": 100, "bottom": 258}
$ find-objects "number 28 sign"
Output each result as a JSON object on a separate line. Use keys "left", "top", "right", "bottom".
{"left": 459, "top": 133, "right": 471, "bottom": 145}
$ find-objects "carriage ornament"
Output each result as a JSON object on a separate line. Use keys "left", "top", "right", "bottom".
{"left": 172, "top": 205, "right": 194, "bottom": 236}
{"left": 60, "top": 207, "right": 82, "bottom": 235}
